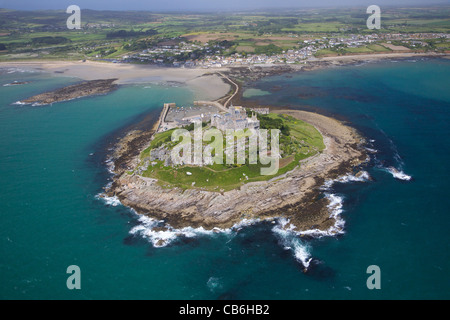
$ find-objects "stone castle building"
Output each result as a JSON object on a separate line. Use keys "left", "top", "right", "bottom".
{"left": 210, "top": 106, "right": 260, "bottom": 131}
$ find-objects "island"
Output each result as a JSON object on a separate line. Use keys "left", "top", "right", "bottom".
{"left": 16, "top": 78, "right": 118, "bottom": 106}
{"left": 104, "top": 99, "right": 367, "bottom": 246}
{"left": 3, "top": 81, "right": 30, "bottom": 86}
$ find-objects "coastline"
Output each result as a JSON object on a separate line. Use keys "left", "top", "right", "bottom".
{"left": 74, "top": 52, "right": 447, "bottom": 239}
{"left": 0, "top": 60, "right": 231, "bottom": 102}
{"left": 104, "top": 108, "right": 368, "bottom": 237}
{"left": 2, "top": 52, "right": 437, "bottom": 240}
{"left": 1, "top": 51, "right": 447, "bottom": 101}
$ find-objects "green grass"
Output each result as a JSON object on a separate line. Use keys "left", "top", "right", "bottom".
{"left": 1, "top": 7, "right": 449, "bottom": 61}
{"left": 315, "top": 43, "right": 395, "bottom": 57}
{"left": 140, "top": 128, "right": 176, "bottom": 159}
{"left": 138, "top": 113, "right": 324, "bottom": 191}
{"left": 367, "top": 44, "right": 392, "bottom": 52}
{"left": 342, "top": 46, "right": 373, "bottom": 54}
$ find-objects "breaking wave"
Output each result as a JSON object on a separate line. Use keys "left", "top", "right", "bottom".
{"left": 129, "top": 214, "right": 234, "bottom": 248}
{"left": 271, "top": 191, "right": 345, "bottom": 270}
{"left": 95, "top": 194, "right": 121, "bottom": 206}
{"left": 271, "top": 169, "right": 373, "bottom": 270}
{"left": 96, "top": 153, "right": 371, "bottom": 270}
{"left": 12, "top": 101, "right": 28, "bottom": 106}
{"left": 379, "top": 130, "right": 412, "bottom": 180}
{"left": 384, "top": 166, "right": 412, "bottom": 181}
{"left": 272, "top": 218, "right": 312, "bottom": 269}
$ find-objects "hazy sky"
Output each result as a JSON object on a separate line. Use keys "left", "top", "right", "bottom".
{"left": 0, "top": 0, "right": 445, "bottom": 11}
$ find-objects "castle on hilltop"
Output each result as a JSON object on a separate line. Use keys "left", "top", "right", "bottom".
{"left": 211, "top": 106, "right": 260, "bottom": 131}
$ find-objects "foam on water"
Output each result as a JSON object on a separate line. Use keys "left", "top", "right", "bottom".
{"left": 105, "top": 157, "right": 115, "bottom": 174}
{"left": 96, "top": 194, "right": 121, "bottom": 207}
{"left": 322, "top": 171, "right": 371, "bottom": 189}
{"left": 118, "top": 169, "right": 369, "bottom": 267}
{"left": 272, "top": 219, "right": 312, "bottom": 269}
{"left": 271, "top": 169, "right": 375, "bottom": 268}
{"left": 97, "top": 152, "right": 370, "bottom": 268}
{"left": 384, "top": 166, "right": 412, "bottom": 181}
{"left": 12, "top": 101, "right": 28, "bottom": 106}
{"left": 129, "top": 214, "right": 234, "bottom": 247}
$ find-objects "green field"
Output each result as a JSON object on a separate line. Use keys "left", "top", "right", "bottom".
{"left": 315, "top": 42, "right": 396, "bottom": 57}
{"left": 0, "top": 6, "right": 448, "bottom": 61}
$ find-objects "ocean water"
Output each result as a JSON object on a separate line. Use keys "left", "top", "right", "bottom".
{"left": 0, "top": 58, "right": 449, "bottom": 300}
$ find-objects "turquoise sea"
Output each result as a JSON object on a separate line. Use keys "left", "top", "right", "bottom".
{"left": 0, "top": 58, "right": 449, "bottom": 299}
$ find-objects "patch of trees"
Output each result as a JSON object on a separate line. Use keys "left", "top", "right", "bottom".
{"left": 31, "top": 36, "right": 71, "bottom": 45}
{"left": 209, "top": 40, "right": 236, "bottom": 49}
{"left": 257, "top": 114, "right": 290, "bottom": 136}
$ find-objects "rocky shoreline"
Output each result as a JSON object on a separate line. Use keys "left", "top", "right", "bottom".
{"left": 17, "top": 78, "right": 118, "bottom": 105}
{"left": 222, "top": 52, "right": 449, "bottom": 83}
{"left": 104, "top": 108, "right": 368, "bottom": 236}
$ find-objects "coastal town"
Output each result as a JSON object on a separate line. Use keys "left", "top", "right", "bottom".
{"left": 115, "top": 32, "right": 449, "bottom": 68}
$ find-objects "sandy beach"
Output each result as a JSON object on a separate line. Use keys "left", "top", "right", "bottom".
{"left": 0, "top": 60, "right": 231, "bottom": 101}
{"left": 1, "top": 51, "right": 447, "bottom": 101}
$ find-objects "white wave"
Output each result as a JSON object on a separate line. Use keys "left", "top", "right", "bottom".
{"left": 12, "top": 101, "right": 28, "bottom": 106}
{"left": 365, "top": 147, "right": 378, "bottom": 153}
{"left": 322, "top": 171, "right": 371, "bottom": 190}
{"left": 324, "top": 193, "right": 345, "bottom": 233}
{"left": 230, "top": 218, "right": 264, "bottom": 231}
{"left": 130, "top": 216, "right": 179, "bottom": 247}
{"left": 385, "top": 166, "right": 412, "bottom": 181}
{"left": 105, "top": 158, "right": 115, "bottom": 174}
{"left": 297, "top": 193, "right": 345, "bottom": 238}
{"left": 271, "top": 193, "right": 345, "bottom": 268}
{"left": 337, "top": 171, "right": 370, "bottom": 183}
{"left": 272, "top": 219, "right": 312, "bottom": 269}
{"left": 95, "top": 194, "right": 121, "bottom": 206}
{"left": 293, "top": 241, "right": 312, "bottom": 270}
{"left": 129, "top": 214, "right": 233, "bottom": 248}
{"left": 104, "top": 181, "right": 113, "bottom": 189}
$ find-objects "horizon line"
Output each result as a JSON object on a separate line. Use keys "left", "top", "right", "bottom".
{"left": 1, "top": 3, "right": 449, "bottom": 13}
